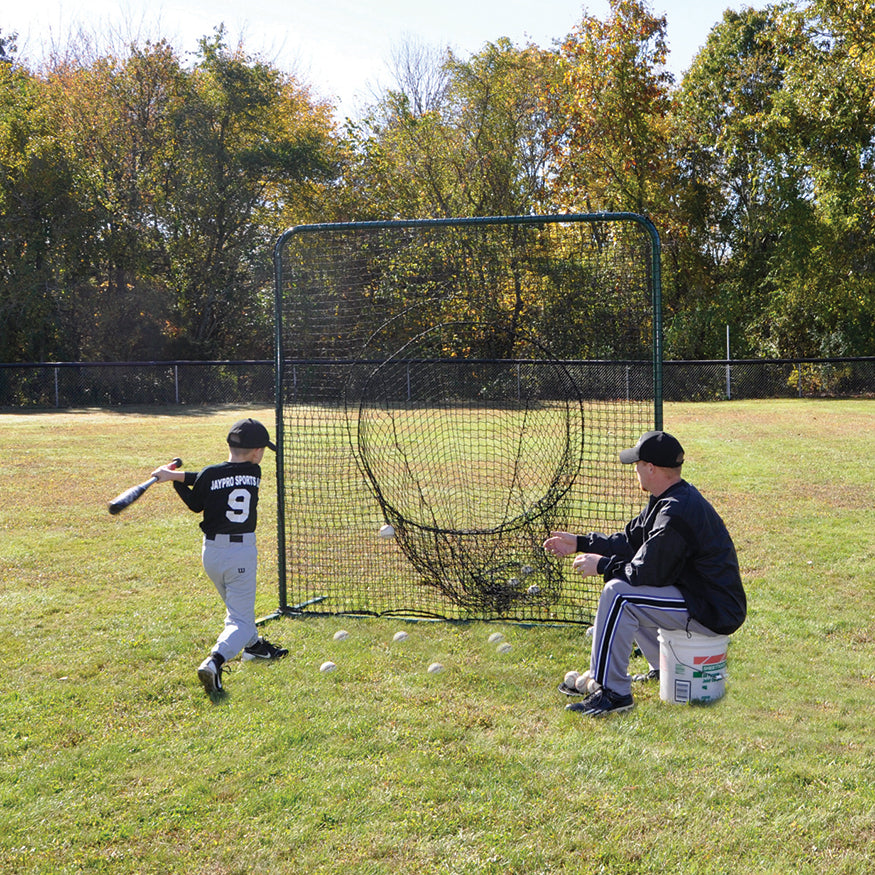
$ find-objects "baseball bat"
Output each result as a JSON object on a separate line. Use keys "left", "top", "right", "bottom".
{"left": 108, "top": 457, "right": 182, "bottom": 515}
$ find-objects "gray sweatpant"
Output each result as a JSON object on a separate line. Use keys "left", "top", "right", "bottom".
{"left": 590, "top": 577, "right": 721, "bottom": 696}
{"left": 201, "top": 533, "right": 259, "bottom": 662}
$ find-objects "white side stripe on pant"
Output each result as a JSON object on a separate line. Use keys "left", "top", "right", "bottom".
{"left": 593, "top": 591, "right": 688, "bottom": 687}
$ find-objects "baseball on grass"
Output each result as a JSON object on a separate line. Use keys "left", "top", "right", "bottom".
{"left": 496, "top": 642, "right": 512, "bottom": 654}
{"left": 378, "top": 523, "right": 395, "bottom": 538}
{"left": 320, "top": 661, "right": 337, "bottom": 672}
{"left": 393, "top": 630, "right": 409, "bottom": 641}
{"left": 488, "top": 632, "right": 505, "bottom": 644}
{"left": 427, "top": 662, "right": 444, "bottom": 674}
{"left": 333, "top": 629, "right": 350, "bottom": 640}
{"left": 576, "top": 670, "right": 599, "bottom": 694}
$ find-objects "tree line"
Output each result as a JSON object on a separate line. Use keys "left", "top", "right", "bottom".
{"left": 1, "top": 0, "right": 873, "bottom": 364}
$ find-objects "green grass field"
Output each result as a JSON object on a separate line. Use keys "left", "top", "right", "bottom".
{"left": 1, "top": 400, "right": 873, "bottom": 874}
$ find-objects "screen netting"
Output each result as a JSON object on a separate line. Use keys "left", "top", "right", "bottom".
{"left": 272, "top": 214, "right": 661, "bottom": 623}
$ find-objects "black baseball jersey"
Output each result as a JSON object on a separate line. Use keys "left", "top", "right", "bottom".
{"left": 174, "top": 461, "right": 262, "bottom": 536}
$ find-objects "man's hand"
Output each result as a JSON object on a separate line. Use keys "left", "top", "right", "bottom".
{"left": 572, "top": 553, "right": 602, "bottom": 577}
{"left": 543, "top": 531, "right": 578, "bottom": 557}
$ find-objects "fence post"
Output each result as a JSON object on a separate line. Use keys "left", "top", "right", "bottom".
{"left": 54, "top": 366, "right": 60, "bottom": 408}
{"left": 174, "top": 364, "right": 180, "bottom": 404}
{"left": 725, "top": 325, "right": 731, "bottom": 400}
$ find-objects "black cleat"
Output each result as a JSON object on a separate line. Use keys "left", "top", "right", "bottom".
{"left": 242, "top": 637, "right": 289, "bottom": 661}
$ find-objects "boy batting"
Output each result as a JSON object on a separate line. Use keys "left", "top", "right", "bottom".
{"left": 151, "top": 418, "right": 288, "bottom": 696}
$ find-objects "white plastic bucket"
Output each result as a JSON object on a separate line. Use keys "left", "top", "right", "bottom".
{"left": 657, "top": 628, "right": 729, "bottom": 704}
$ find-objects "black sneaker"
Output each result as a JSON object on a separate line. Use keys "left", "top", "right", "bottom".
{"left": 197, "top": 654, "right": 225, "bottom": 695}
{"left": 242, "top": 637, "right": 289, "bottom": 661}
{"left": 565, "top": 687, "right": 634, "bottom": 717}
{"left": 632, "top": 668, "right": 660, "bottom": 683}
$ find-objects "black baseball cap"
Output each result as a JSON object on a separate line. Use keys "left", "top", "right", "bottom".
{"left": 619, "top": 431, "right": 684, "bottom": 467}
{"left": 227, "top": 418, "right": 276, "bottom": 452}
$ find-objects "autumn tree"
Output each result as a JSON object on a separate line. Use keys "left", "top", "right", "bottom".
{"left": 48, "top": 39, "right": 188, "bottom": 359}
{"left": 665, "top": 7, "right": 799, "bottom": 356}
{"left": 154, "top": 27, "right": 337, "bottom": 357}
{"left": 5, "top": 7, "right": 874, "bottom": 365}
{"left": 346, "top": 37, "right": 559, "bottom": 219}
{"left": 337, "top": 38, "right": 568, "bottom": 356}
{"left": 548, "top": 0, "right": 674, "bottom": 215}
{"left": 2, "top": 27, "right": 338, "bottom": 362}
{"left": 0, "top": 50, "right": 93, "bottom": 361}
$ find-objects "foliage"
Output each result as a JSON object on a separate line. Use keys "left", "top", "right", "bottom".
{"left": 667, "top": 5, "right": 798, "bottom": 357}
{"left": 667, "top": 2, "right": 875, "bottom": 357}
{"left": 345, "top": 37, "right": 560, "bottom": 220}
{"left": 2, "top": 4, "right": 875, "bottom": 362}
{"left": 773, "top": 0, "right": 875, "bottom": 356}
{"left": 156, "top": 30, "right": 337, "bottom": 357}
{"left": 0, "top": 28, "right": 337, "bottom": 363}
{"left": 0, "top": 58, "right": 89, "bottom": 361}
{"left": 547, "top": 0, "right": 674, "bottom": 216}
{"left": 49, "top": 40, "right": 188, "bottom": 359}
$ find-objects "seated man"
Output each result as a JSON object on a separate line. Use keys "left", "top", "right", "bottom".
{"left": 544, "top": 430, "right": 746, "bottom": 717}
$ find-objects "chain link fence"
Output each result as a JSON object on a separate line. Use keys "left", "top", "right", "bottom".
{"left": 663, "top": 357, "right": 875, "bottom": 401}
{"left": 0, "top": 361, "right": 275, "bottom": 408}
{"left": 0, "top": 357, "right": 873, "bottom": 409}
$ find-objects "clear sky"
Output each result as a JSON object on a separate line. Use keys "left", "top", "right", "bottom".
{"left": 6, "top": 0, "right": 753, "bottom": 118}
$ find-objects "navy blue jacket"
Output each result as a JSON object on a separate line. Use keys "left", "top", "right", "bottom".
{"left": 577, "top": 479, "right": 746, "bottom": 635}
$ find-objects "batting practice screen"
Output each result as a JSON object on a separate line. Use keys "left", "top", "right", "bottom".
{"left": 272, "top": 214, "right": 662, "bottom": 624}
